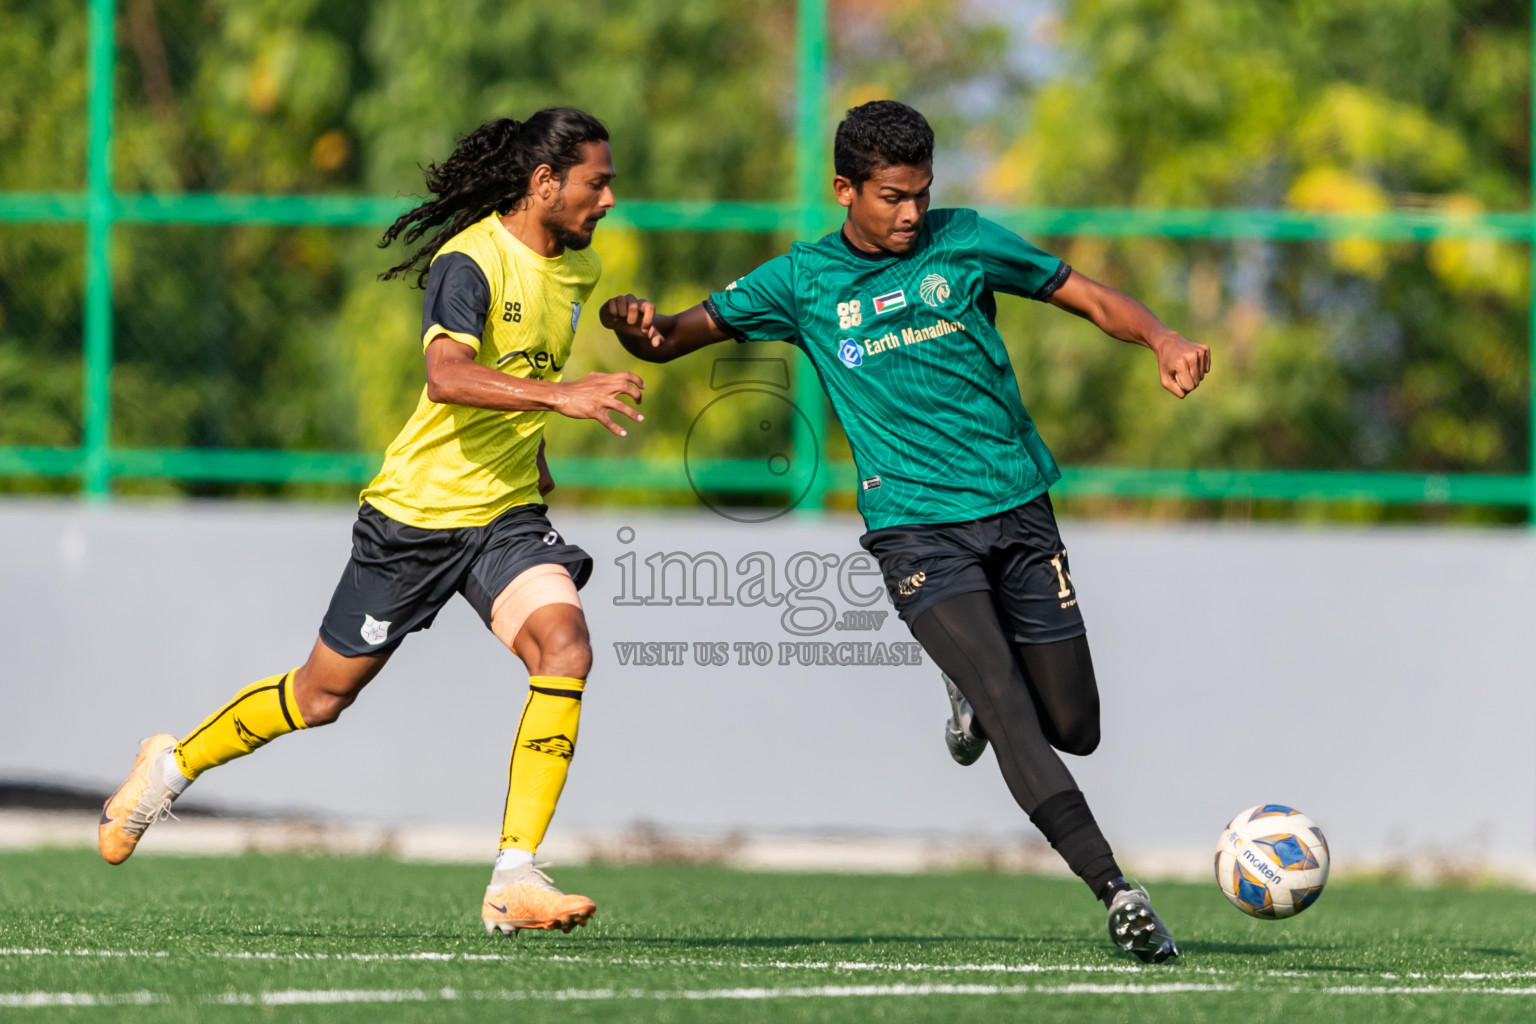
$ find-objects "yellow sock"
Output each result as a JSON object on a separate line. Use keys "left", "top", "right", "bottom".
{"left": 500, "top": 675, "right": 585, "bottom": 852}
{"left": 174, "top": 670, "right": 308, "bottom": 780}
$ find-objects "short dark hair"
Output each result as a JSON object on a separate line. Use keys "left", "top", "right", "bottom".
{"left": 834, "top": 100, "right": 934, "bottom": 186}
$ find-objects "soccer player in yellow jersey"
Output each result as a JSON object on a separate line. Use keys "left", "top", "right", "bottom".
{"left": 99, "top": 107, "right": 643, "bottom": 936}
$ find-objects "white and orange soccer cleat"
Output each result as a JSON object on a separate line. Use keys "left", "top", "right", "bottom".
{"left": 98, "top": 733, "right": 180, "bottom": 865}
{"left": 481, "top": 863, "right": 596, "bottom": 936}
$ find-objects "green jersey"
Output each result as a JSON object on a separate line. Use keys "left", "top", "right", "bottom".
{"left": 705, "top": 207, "right": 1070, "bottom": 530}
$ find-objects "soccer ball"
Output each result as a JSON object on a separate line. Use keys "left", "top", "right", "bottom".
{"left": 1214, "top": 804, "right": 1330, "bottom": 919}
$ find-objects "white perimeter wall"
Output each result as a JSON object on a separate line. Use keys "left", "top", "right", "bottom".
{"left": 1, "top": 500, "right": 1532, "bottom": 868}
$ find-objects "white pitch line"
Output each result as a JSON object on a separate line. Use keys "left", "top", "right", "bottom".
{"left": 7, "top": 981, "right": 1536, "bottom": 1009}
{"left": 540, "top": 953, "right": 1149, "bottom": 974}
{"left": 210, "top": 982, "right": 1236, "bottom": 1005}
{"left": 0, "top": 948, "right": 169, "bottom": 959}
{"left": 215, "top": 987, "right": 462, "bottom": 1006}
{"left": 0, "top": 991, "right": 167, "bottom": 1008}
{"left": 1306, "top": 986, "right": 1536, "bottom": 997}
{"left": 0, "top": 946, "right": 1152, "bottom": 974}
{"left": 6, "top": 946, "right": 1536, "bottom": 993}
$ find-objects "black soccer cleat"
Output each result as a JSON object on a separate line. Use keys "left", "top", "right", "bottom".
{"left": 942, "top": 672, "right": 988, "bottom": 766}
{"left": 1106, "top": 885, "right": 1179, "bottom": 964}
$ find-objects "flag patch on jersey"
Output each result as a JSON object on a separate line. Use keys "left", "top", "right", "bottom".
{"left": 872, "top": 289, "right": 907, "bottom": 315}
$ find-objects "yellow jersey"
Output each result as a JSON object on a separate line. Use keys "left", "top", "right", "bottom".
{"left": 360, "top": 214, "right": 601, "bottom": 528}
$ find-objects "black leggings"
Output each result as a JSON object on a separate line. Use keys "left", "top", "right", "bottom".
{"left": 911, "top": 590, "right": 1100, "bottom": 815}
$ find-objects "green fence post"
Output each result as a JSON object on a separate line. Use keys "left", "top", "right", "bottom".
{"left": 794, "top": 0, "right": 831, "bottom": 512}
{"left": 81, "top": 0, "right": 118, "bottom": 499}
{"left": 1529, "top": 0, "right": 1536, "bottom": 523}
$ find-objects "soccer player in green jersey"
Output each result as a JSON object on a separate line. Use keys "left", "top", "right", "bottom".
{"left": 600, "top": 100, "right": 1208, "bottom": 963}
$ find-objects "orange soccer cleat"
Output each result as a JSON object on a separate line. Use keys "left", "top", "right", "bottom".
{"left": 481, "top": 863, "right": 596, "bottom": 936}
{"left": 98, "top": 733, "right": 180, "bottom": 865}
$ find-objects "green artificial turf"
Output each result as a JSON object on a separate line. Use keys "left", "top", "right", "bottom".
{"left": 1, "top": 849, "right": 1533, "bottom": 1022}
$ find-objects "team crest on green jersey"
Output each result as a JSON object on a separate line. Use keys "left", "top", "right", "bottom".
{"left": 872, "top": 289, "right": 907, "bottom": 315}
{"left": 920, "top": 274, "right": 950, "bottom": 306}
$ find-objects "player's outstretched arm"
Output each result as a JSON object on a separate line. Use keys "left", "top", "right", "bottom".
{"left": 1048, "top": 271, "right": 1211, "bottom": 399}
{"left": 424, "top": 336, "right": 644, "bottom": 437}
{"left": 599, "top": 294, "right": 731, "bottom": 363}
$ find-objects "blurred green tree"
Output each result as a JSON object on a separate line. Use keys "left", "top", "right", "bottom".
{"left": 0, "top": 0, "right": 1529, "bottom": 519}
{"left": 967, "top": 0, "right": 1531, "bottom": 516}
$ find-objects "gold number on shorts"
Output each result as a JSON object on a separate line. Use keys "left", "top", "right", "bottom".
{"left": 1049, "top": 552, "right": 1072, "bottom": 599}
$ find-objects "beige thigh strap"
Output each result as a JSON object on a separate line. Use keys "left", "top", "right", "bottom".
{"left": 491, "top": 563, "right": 582, "bottom": 651}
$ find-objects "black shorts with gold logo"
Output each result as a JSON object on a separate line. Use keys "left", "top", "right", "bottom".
{"left": 859, "top": 491, "right": 1085, "bottom": 644}
{"left": 318, "top": 501, "right": 592, "bottom": 657}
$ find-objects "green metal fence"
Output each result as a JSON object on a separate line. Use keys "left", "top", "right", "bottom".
{"left": 1, "top": 0, "right": 1534, "bottom": 514}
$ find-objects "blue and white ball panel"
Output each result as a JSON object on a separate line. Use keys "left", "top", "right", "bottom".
{"left": 1234, "top": 858, "right": 1278, "bottom": 918}
{"left": 1248, "top": 803, "right": 1298, "bottom": 822}
{"left": 1308, "top": 825, "right": 1330, "bottom": 860}
{"left": 1216, "top": 849, "right": 1309, "bottom": 919}
{"left": 1291, "top": 884, "right": 1325, "bottom": 913}
{"left": 1252, "top": 833, "right": 1320, "bottom": 871}
{"left": 1215, "top": 805, "right": 1331, "bottom": 920}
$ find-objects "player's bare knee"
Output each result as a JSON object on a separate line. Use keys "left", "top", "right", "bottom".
{"left": 298, "top": 691, "right": 353, "bottom": 727}
{"left": 291, "top": 661, "right": 366, "bottom": 727}
{"left": 291, "top": 675, "right": 353, "bottom": 726}
{"left": 538, "top": 637, "right": 592, "bottom": 680}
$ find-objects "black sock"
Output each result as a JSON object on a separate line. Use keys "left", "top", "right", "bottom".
{"left": 1028, "top": 789, "right": 1123, "bottom": 900}
{"left": 1098, "top": 875, "right": 1131, "bottom": 909}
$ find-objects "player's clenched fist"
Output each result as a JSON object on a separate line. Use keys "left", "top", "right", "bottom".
{"left": 600, "top": 294, "right": 664, "bottom": 351}
{"left": 1150, "top": 332, "right": 1211, "bottom": 399}
{"left": 556, "top": 370, "right": 645, "bottom": 437}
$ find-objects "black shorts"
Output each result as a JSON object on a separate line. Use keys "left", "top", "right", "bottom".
{"left": 318, "top": 502, "right": 593, "bottom": 658}
{"left": 859, "top": 491, "right": 1085, "bottom": 645}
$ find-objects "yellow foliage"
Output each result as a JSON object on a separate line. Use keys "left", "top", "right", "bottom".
{"left": 842, "top": 81, "right": 892, "bottom": 110}
{"left": 310, "top": 130, "right": 350, "bottom": 171}
{"left": 1287, "top": 166, "right": 1389, "bottom": 278}
{"left": 335, "top": 277, "right": 421, "bottom": 452}
{"left": 978, "top": 137, "right": 1039, "bottom": 203}
{"left": 1297, "top": 84, "right": 1467, "bottom": 185}
{"left": 246, "top": 60, "right": 279, "bottom": 114}
{"left": 1426, "top": 195, "right": 1528, "bottom": 302}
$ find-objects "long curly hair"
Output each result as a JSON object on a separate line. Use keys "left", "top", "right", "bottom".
{"left": 378, "top": 107, "right": 610, "bottom": 287}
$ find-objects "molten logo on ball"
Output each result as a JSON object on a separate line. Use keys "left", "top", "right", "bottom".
{"left": 1214, "top": 803, "right": 1330, "bottom": 919}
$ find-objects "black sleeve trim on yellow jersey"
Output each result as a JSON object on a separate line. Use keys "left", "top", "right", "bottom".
{"left": 702, "top": 297, "right": 751, "bottom": 344}
{"left": 422, "top": 252, "right": 491, "bottom": 342}
{"left": 529, "top": 684, "right": 584, "bottom": 701}
{"left": 277, "top": 672, "right": 298, "bottom": 730}
{"left": 1031, "top": 262, "right": 1072, "bottom": 302}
